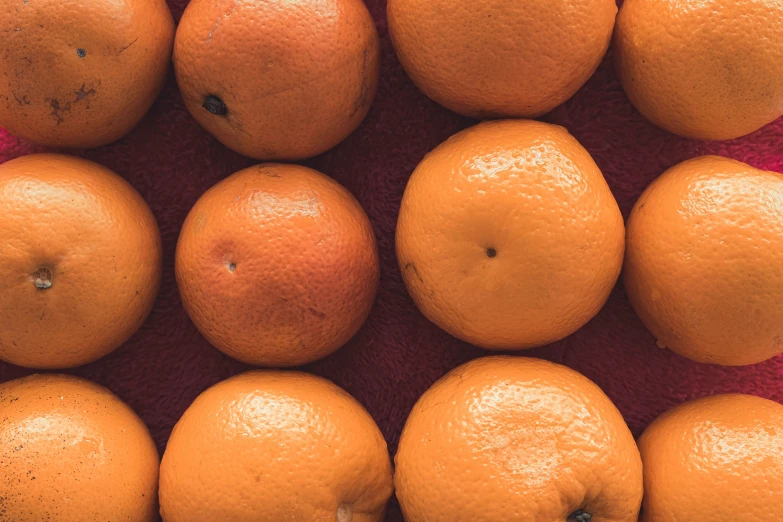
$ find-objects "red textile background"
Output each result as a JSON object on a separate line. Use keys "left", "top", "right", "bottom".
{"left": 2, "top": 1, "right": 782, "bottom": 520}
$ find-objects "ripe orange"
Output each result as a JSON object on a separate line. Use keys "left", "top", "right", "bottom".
{"left": 159, "top": 370, "right": 393, "bottom": 521}
{"left": 387, "top": 0, "right": 617, "bottom": 118}
{"left": 174, "top": 0, "right": 380, "bottom": 160}
{"left": 639, "top": 394, "right": 783, "bottom": 521}
{"left": 624, "top": 156, "right": 783, "bottom": 366}
{"left": 0, "top": 374, "right": 159, "bottom": 521}
{"left": 395, "top": 356, "right": 643, "bottom": 521}
{"left": 176, "top": 163, "right": 378, "bottom": 366}
{"left": 0, "top": 0, "right": 174, "bottom": 148}
{"left": 0, "top": 153, "right": 162, "bottom": 369}
{"left": 615, "top": 0, "right": 783, "bottom": 140}
{"left": 396, "top": 120, "right": 625, "bottom": 350}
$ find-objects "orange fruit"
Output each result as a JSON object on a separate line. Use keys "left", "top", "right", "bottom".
{"left": 176, "top": 163, "right": 378, "bottom": 366}
{"left": 624, "top": 156, "right": 783, "bottom": 366}
{"left": 396, "top": 120, "right": 625, "bottom": 350}
{"left": 615, "top": 0, "right": 783, "bottom": 140}
{"left": 395, "top": 356, "right": 643, "bottom": 521}
{"left": 387, "top": 0, "right": 617, "bottom": 118}
{"left": 0, "top": 0, "right": 174, "bottom": 148}
{"left": 159, "top": 370, "right": 393, "bottom": 522}
{"left": 638, "top": 394, "right": 783, "bottom": 521}
{"left": 0, "top": 374, "right": 159, "bottom": 521}
{"left": 173, "top": 0, "right": 380, "bottom": 160}
{"left": 0, "top": 153, "right": 162, "bottom": 369}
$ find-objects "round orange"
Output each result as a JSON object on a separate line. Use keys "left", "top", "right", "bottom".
{"left": 0, "top": 374, "right": 159, "bottom": 521}
{"left": 159, "top": 370, "right": 393, "bottom": 522}
{"left": 0, "top": 153, "right": 162, "bottom": 369}
{"left": 615, "top": 0, "right": 783, "bottom": 140}
{"left": 176, "top": 163, "right": 378, "bottom": 366}
{"left": 173, "top": 0, "right": 380, "bottom": 160}
{"left": 387, "top": 0, "right": 617, "bottom": 118}
{"left": 0, "top": 0, "right": 174, "bottom": 148}
{"left": 395, "top": 356, "right": 643, "bottom": 521}
{"left": 639, "top": 394, "right": 783, "bottom": 521}
{"left": 624, "top": 156, "right": 783, "bottom": 366}
{"left": 396, "top": 120, "right": 625, "bottom": 350}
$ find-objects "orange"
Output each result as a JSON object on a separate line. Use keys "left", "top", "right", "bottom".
{"left": 0, "top": 374, "right": 159, "bottom": 521}
{"left": 615, "top": 0, "right": 783, "bottom": 140}
{"left": 624, "top": 156, "right": 783, "bottom": 366}
{"left": 396, "top": 120, "right": 625, "bottom": 350}
{"left": 0, "top": 153, "right": 162, "bottom": 369}
{"left": 159, "top": 370, "right": 393, "bottom": 522}
{"left": 638, "top": 394, "right": 783, "bottom": 521}
{"left": 0, "top": 0, "right": 174, "bottom": 148}
{"left": 387, "top": 0, "right": 617, "bottom": 118}
{"left": 395, "top": 356, "right": 643, "bottom": 521}
{"left": 176, "top": 163, "right": 378, "bottom": 366}
{"left": 174, "top": 0, "right": 380, "bottom": 160}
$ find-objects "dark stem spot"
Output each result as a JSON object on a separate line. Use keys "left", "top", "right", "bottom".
{"left": 31, "top": 268, "right": 53, "bottom": 289}
{"left": 486, "top": 247, "right": 497, "bottom": 258}
{"left": 228, "top": 263, "right": 236, "bottom": 272}
{"left": 203, "top": 95, "right": 227, "bottom": 116}
{"left": 567, "top": 510, "right": 592, "bottom": 522}
{"left": 76, "top": 48, "right": 86, "bottom": 58}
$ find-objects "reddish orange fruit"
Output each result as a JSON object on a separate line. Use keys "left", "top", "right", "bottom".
{"left": 159, "top": 370, "right": 393, "bottom": 521}
{"left": 0, "top": 0, "right": 174, "bottom": 147}
{"left": 173, "top": 0, "right": 380, "bottom": 160}
{"left": 396, "top": 120, "right": 625, "bottom": 350}
{"left": 615, "top": 0, "right": 783, "bottom": 140}
{"left": 387, "top": 0, "right": 617, "bottom": 118}
{"left": 0, "top": 374, "right": 159, "bottom": 521}
{"left": 0, "top": 153, "right": 162, "bottom": 369}
{"left": 639, "top": 394, "right": 783, "bottom": 521}
{"left": 395, "top": 356, "right": 644, "bottom": 521}
{"left": 176, "top": 163, "right": 378, "bottom": 366}
{"left": 625, "top": 156, "right": 783, "bottom": 366}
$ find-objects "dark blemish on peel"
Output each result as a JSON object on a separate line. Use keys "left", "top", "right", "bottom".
{"left": 350, "top": 47, "right": 370, "bottom": 118}
{"left": 76, "top": 48, "right": 86, "bottom": 58}
{"left": 73, "top": 83, "right": 96, "bottom": 103}
{"left": 118, "top": 37, "right": 138, "bottom": 54}
{"left": 12, "top": 92, "right": 29, "bottom": 105}
{"left": 307, "top": 307, "right": 327, "bottom": 320}
{"left": 486, "top": 248, "right": 497, "bottom": 258}
{"left": 404, "top": 262, "right": 424, "bottom": 284}
{"left": 47, "top": 98, "right": 70, "bottom": 125}
{"left": 203, "top": 95, "right": 227, "bottom": 115}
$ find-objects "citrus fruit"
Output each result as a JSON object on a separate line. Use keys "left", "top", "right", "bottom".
{"left": 615, "top": 0, "right": 783, "bottom": 140}
{"left": 624, "top": 156, "right": 783, "bottom": 366}
{"left": 0, "top": 374, "right": 159, "bottom": 521}
{"left": 395, "top": 356, "right": 643, "bottom": 521}
{"left": 387, "top": 0, "right": 617, "bottom": 118}
{"left": 175, "top": 163, "right": 378, "bottom": 366}
{"left": 0, "top": 0, "right": 174, "bottom": 148}
{"left": 173, "top": 0, "right": 380, "bottom": 160}
{"left": 159, "top": 370, "right": 393, "bottom": 522}
{"left": 638, "top": 394, "right": 783, "bottom": 521}
{"left": 396, "top": 120, "right": 625, "bottom": 350}
{"left": 0, "top": 153, "right": 162, "bottom": 369}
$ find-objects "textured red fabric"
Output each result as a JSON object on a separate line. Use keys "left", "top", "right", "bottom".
{"left": 2, "top": 1, "right": 783, "bottom": 520}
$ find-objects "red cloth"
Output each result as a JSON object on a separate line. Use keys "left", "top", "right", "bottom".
{"left": 2, "top": 1, "right": 782, "bottom": 520}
